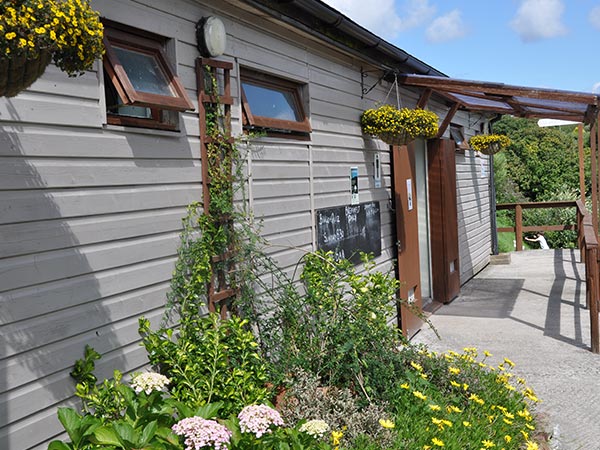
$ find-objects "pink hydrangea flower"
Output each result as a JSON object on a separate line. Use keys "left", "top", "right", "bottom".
{"left": 172, "top": 416, "right": 232, "bottom": 450}
{"left": 237, "top": 404, "right": 284, "bottom": 438}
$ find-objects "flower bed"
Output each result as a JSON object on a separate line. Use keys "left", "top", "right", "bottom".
{"left": 49, "top": 250, "right": 548, "bottom": 450}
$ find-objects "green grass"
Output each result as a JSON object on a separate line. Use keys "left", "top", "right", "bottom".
{"left": 497, "top": 214, "right": 516, "bottom": 253}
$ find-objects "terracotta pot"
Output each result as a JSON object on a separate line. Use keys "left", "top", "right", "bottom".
{"left": 0, "top": 51, "right": 52, "bottom": 97}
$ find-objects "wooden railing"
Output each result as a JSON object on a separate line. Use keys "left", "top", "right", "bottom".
{"left": 496, "top": 200, "right": 599, "bottom": 353}
{"left": 576, "top": 200, "right": 600, "bottom": 353}
{"left": 496, "top": 201, "right": 577, "bottom": 251}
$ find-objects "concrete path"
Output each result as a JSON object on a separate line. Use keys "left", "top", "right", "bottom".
{"left": 413, "top": 249, "right": 600, "bottom": 450}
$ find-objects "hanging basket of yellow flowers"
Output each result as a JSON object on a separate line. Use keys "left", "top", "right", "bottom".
{"left": 468, "top": 134, "right": 511, "bottom": 155}
{"left": 361, "top": 105, "right": 439, "bottom": 146}
{"left": 0, "top": 0, "right": 104, "bottom": 97}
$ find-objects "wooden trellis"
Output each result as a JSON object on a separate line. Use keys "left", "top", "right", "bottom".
{"left": 196, "top": 57, "right": 237, "bottom": 318}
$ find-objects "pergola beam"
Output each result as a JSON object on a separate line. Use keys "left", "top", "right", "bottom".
{"left": 416, "top": 88, "right": 432, "bottom": 108}
{"left": 400, "top": 74, "right": 598, "bottom": 104}
{"left": 437, "top": 102, "right": 460, "bottom": 138}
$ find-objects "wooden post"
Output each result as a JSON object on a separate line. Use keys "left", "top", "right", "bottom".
{"left": 579, "top": 123, "right": 585, "bottom": 203}
{"left": 597, "top": 113, "right": 600, "bottom": 238}
{"left": 515, "top": 204, "right": 523, "bottom": 251}
{"left": 589, "top": 246, "right": 600, "bottom": 353}
{"left": 591, "top": 119, "right": 598, "bottom": 237}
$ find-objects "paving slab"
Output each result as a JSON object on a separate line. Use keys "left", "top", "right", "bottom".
{"left": 413, "top": 249, "right": 600, "bottom": 450}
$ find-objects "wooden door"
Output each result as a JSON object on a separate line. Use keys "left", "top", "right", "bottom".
{"left": 428, "top": 138, "right": 460, "bottom": 303}
{"left": 392, "top": 142, "right": 423, "bottom": 337}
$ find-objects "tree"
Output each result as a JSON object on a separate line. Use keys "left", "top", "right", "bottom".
{"left": 493, "top": 116, "right": 582, "bottom": 202}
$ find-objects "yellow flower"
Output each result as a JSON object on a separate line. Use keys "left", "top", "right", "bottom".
{"left": 379, "top": 419, "right": 395, "bottom": 429}
{"left": 450, "top": 380, "right": 461, "bottom": 388}
{"left": 484, "top": 350, "right": 492, "bottom": 357}
{"left": 447, "top": 405, "right": 462, "bottom": 413}
{"left": 331, "top": 431, "right": 343, "bottom": 446}
{"left": 525, "top": 441, "right": 539, "bottom": 450}
{"left": 504, "top": 435, "right": 512, "bottom": 443}
{"left": 428, "top": 404, "right": 441, "bottom": 411}
{"left": 468, "top": 134, "right": 511, "bottom": 152}
{"left": 431, "top": 437, "right": 445, "bottom": 447}
{"left": 468, "top": 393, "right": 484, "bottom": 405}
{"left": 400, "top": 383, "right": 410, "bottom": 390}
{"left": 503, "top": 357, "right": 516, "bottom": 367}
{"left": 463, "top": 421, "right": 472, "bottom": 427}
{"left": 413, "top": 390, "right": 427, "bottom": 401}
{"left": 448, "top": 367, "right": 460, "bottom": 375}
{"left": 410, "top": 361, "right": 423, "bottom": 371}
{"left": 5, "top": 32, "right": 17, "bottom": 40}
{"left": 481, "top": 439, "right": 495, "bottom": 448}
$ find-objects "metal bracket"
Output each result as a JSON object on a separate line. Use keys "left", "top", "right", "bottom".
{"left": 361, "top": 67, "right": 390, "bottom": 99}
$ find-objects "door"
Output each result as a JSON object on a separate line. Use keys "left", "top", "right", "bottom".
{"left": 392, "top": 142, "right": 423, "bottom": 337}
{"left": 428, "top": 138, "right": 460, "bottom": 303}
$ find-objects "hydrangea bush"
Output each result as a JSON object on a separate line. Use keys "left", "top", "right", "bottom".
{"left": 172, "top": 416, "right": 232, "bottom": 450}
{"left": 237, "top": 404, "right": 284, "bottom": 438}
{"left": 131, "top": 371, "right": 170, "bottom": 395}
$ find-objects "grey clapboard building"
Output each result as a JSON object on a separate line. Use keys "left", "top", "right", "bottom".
{"left": 0, "top": 1, "right": 492, "bottom": 448}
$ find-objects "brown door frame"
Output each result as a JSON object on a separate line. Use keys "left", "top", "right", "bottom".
{"left": 392, "top": 142, "right": 424, "bottom": 337}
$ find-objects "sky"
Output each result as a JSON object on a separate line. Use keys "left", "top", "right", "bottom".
{"left": 321, "top": 0, "right": 600, "bottom": 94}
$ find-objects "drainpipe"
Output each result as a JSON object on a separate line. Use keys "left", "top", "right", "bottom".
{"left": 489, "top": 115, "right": 501, "bottom": 255}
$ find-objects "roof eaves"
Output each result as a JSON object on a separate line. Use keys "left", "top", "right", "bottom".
{"left": 240, "top": 0, "right": 446, "bottom": 77}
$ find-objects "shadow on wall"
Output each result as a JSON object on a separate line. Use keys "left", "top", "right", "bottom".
{"left": 456, "top": 152, "right": 489, "bottom": 282}
{"left": 1, "top": 101, "right": 121, "bottom": 450}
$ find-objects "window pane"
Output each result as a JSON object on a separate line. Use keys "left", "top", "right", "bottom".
{"left": 242, "top": 81, "right": 300, "bottom": 121}
{"left": 450, "top": 126, "right": 464, "bottom": 144}
{"left": 114, "top": 46, "right": 175, "bottom": 96}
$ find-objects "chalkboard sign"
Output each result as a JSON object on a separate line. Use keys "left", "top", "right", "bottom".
{"left": 316, "top": 201, "right": 381, "bottom": 264}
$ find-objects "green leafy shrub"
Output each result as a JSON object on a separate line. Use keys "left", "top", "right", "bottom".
{"left": 139, "top": 313, "right": 271, "bottom": 417}
{"left": 243, "top": 250, "right": 401, "bottom": 394}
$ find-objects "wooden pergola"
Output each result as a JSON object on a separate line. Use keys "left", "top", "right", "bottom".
{"left": 400, "top": 74, "right": 600, "bottom": 226}
{"left": 399, "top": 74, "right": 600, "bottom": 352}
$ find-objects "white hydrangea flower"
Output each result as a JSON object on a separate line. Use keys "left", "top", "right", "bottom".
{"left": 130, "top": 372, "right": 170, "bottom": 394}
{"left": 299, "top": 419, "right": 330, "bottom": 438}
